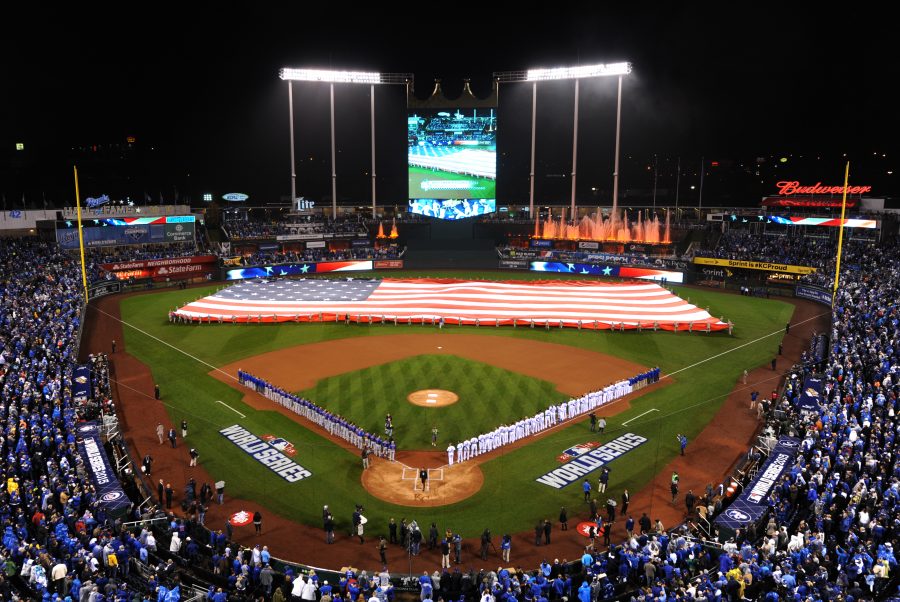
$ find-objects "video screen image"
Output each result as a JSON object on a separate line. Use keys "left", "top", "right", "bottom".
{"left": 408, "top": 109, "right": 496, "bottom": 200}
{"left": 408, "top": 198, "right": 496, "bottom": 220}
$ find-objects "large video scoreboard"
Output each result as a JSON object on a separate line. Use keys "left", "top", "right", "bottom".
{"left": 408, "top": 108, "right": 496, "bottom": 219}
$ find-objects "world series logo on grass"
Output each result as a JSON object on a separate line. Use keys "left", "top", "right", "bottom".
{"left": 557, "top": 441, "right": 601, "bottom": 462}
{"left": 536, "top": 433, "right": 648, "bottom": 489}
{"left": 262, "top": 435, "right": 296, "bottom": 457}
{"left": 219, "top": 425, "right": 312, "bottom": 482}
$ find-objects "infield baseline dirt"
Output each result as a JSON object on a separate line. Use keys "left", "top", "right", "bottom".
{"left": 85, "top": 289, "right": 829, "bottom": 575}
{"left": 212, "top": 334, "right": 649, "bottom": 507}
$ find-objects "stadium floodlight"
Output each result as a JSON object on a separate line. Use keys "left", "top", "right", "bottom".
{"left": 525, "top": 62, "right": 632, "bottom": 81}
{"left": 280, "top": 68, "right": 412, "bottom": 218}
{"left": 279, "top": 68, "right": 383, "bottom": 84}
{"left": 495, "top": 61, "right": 632, "bottom": 216}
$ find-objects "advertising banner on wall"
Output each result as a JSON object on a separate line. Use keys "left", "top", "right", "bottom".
{"left": 73, "top": 365, "right": 92, "bottom": 403}
{"left": 374, "top": 260, "right": 404, "bottom": 269}
{"left": 693, "top": 257, "right": 817, "bottom": 275}
{"left": 225, "top": 260, "right": 375, "bottom": 281}
{"left": 531, "top": 262, "right": 684, "bottom": 283}
{"left": 76, "top": 422, "right": 132, "bottom": 515}
{"left": 58, "top": 219, "right": 196, "bottom": 249}
{"left": 797, "top": 377, "right": 824, "bottom": 411}
{"left": 101, "top": 255, "right": 217, "bottom": 282}
{"left": 714, "top": 437, "right": 800, "bottom": 531}
{"left": 795, "top": 284, "right": 832, "bottom": 305}
{"left": 88, "top": 281, "right": 122, "bottom": 300}
{"left": 499, "top": 258, "right": 529, "bottom": 269}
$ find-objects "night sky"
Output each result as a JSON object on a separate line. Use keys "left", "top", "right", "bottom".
{"left": 2, "top": 5, "right": 894, "bottom": 207}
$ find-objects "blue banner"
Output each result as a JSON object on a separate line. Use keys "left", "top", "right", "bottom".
{"left": 797, "top": 377, "right": 823, "bottom": 411}
{"left": 531, "top": 261, "right": 618, "bottom": 276}
{"left": 75, "top": 422, "right": 131, "bottom": 514}
{"left": 715, "top": 437, "right": 800, "bottom": 530}
{"left": 529, "top": 239, "right": 553, "bottom": 249}
{"left": 73, "top": 365, "right": 92, "bottom": 404}
{"left": 57, "top": 221, "right": 195, "bottom": 249}
{"left": 225, "top": 260, "right": 375, "bottom": 281}
{"left": 795, "top": 285, "right": 832, "bottom": 306}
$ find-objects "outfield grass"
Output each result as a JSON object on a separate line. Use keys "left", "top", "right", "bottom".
{"left": 298, "top": 355, "right": 570, "bottom": 449}
{"left": 118, "top": 271, "right": 794, "bottom": 537}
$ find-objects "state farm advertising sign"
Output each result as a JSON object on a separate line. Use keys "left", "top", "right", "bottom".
{"left": 374, "top": 260, "right": 404, "bottom": 269}
{"left": 101, "top": 255, "right": 217, "bottom": 281}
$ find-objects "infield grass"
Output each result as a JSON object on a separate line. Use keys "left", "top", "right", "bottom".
{"left": 298, "top": 355, "right": 569, "bottom": 449}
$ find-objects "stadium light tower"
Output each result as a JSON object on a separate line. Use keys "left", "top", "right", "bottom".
{"left": 494, "top": 62, "right": 632, "bottom": 217}
{"left": 279, "top": 68, "right": 412, "bottom": 218}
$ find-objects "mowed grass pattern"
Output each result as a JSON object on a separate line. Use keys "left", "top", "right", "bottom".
{"left": 299, "top": 355, "right": 569, "bottom": 449}
{"left": 118, "top": 271, "right": 798, "bottom": 537}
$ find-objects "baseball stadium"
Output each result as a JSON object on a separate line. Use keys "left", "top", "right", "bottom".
{"left": 2, "top": 20, "right": 898, "bottom": 602}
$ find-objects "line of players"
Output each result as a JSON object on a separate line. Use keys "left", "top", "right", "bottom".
{"left": 239, "top": 367, "right": 660, "bottom": 467}
{"left": 446, "top": 368, "right": 660, "bottom": 466}
{"left": 237, "top": 370, "right": 397, "bottom": 461}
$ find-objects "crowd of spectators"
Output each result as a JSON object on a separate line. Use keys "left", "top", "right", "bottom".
{"left": 223, "top": 218, "right": 367, "bottom": 241}
{"left": 88, "top": 243, "right": 201, "bottom": 266}
{"left": 497, "top": 247, "right": 684, "bottom": 267}
{"left": 0, "top": 238, "right": 175, "bottom": 600}
{"left": 568, "top": 238, "right": 900, "bottom": 601}
{"left": 4, "top": 230, "right": 900, "bottom": 600}
{"left": 695, "top": 228, "right": 876, "bottom": 272}
{"left": 225, "top": 247, "right": 402, "bottom": 267}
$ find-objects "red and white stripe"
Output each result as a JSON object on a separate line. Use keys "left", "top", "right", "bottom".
{"left": 174, "top": 278, "right": 728, "bottom": 331}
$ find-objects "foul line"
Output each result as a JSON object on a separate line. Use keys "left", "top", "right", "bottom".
{"left": 664, "top": 310, "right": 830, "bottom": 379}
{"left": 90, "top": 306, "right": 238, "bottom": 383}
{"left": 216, "top": 400, "right": 246, "bottom": 418}
{"left": 622, "top": 408, "right": 658, "bottom": 426}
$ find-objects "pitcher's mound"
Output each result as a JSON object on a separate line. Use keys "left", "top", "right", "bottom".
{"left": 408, "top": 389, "right": 458, "bottom": 407}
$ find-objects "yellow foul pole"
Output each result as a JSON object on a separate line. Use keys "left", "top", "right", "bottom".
{"left": 74, "top": 166, "right": 89, "bottom": 303}
{"left": 831, "top": 161, "right": 850, "bottom": 307}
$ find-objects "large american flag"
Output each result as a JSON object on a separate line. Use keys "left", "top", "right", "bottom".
{"left": 173, "top": 278, "right": 728, "bottom": 331}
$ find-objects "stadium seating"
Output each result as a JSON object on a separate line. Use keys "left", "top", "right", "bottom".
{"left": 3, "top": 231, "right": 899, "bottom": 601}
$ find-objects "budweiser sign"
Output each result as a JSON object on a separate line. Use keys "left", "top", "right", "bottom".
{"left": 776, "top": 181, "right": 872, "bottom": 196}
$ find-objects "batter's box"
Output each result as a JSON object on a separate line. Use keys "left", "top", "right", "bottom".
{"left": 404, "top": 468, "right": 445, "bottom": 491}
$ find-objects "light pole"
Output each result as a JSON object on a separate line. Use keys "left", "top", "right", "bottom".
{"left": 494, "top": 62, "right": 632, "bottom": 218}
{"left": 288, "top": 81, "right": 296, "bottom": 207}
{"left": 279, "top": 69, "right": 411, "bottom": 217}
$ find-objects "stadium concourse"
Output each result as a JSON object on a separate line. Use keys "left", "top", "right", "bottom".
{"left": 3, "top": 229, "right": 900, "bottom": 601}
